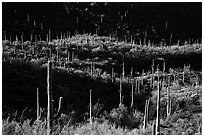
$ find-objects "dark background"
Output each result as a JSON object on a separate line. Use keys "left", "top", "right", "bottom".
{"left": 2, "top": 2, "right": 202, "bottom": 45}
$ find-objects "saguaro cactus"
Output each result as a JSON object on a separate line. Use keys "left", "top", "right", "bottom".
{"left": 119, "top": 76, "right": 123, "bottom": 106}
{"left": 141, "top": 77, "right": 143, "bottom": 87}
{"left": 167, "top": 76, "right": 171, "bottom": 118}
{"left": 90, "top": 62, "right": 93, "bottom": 77}
{"left": 112, "top": 67, "right": 115, "bottom": 83}
{"left": 72, "top": 52, "right": 74, "bottom": 62}
{"left": 122, "top": 61, "right": 125, "bottom": 79}
{"left": 163, "top": 61, "right": 165, "bottom": 74}
{"left": 156, "top": 81, "right": 161, "bottom": 135}
{"left": 93, "top": 63, "right": 95, "bottom": 76}
{"left": 47, "top": 61, "right": 63, "bottom": 134}
{"left": 143, "top": 98, "right": 150, "bottom": 131}
{"left": 163, "top": 61, "right": 166, "bottom": 84}
{"left": 138, "top": 79, "right": 140, "bottom": 93}
{"left": 135, "top": 78, "right": 137, "bottom": 93}
{"left": 67, "top": 49, "right": 70, "bottom": 64}
{"left": 152, "top": 122, "right": 156, "bottom": 135}
{"left": 146, "top": 98, "right": 150, "bottom": 122}
{"left": 157, "top": 64, "right": 160, "bottom": 82}
{"left": 57, "top": 46, "right": 59, "bottom": 63}
{"left": 47, "top": 61, "right": 53, "bottom": 134}
{"left": 152, "top": 59, "right": 155, "bottom": 73}
{"left": 131, "top": 83, "right": 134, "bottom": 108}
{"left": 90, "top": 89, "right": 92, "bottom": 125}
{"left": 53, "top": 97, "right": 63, "bottom": 120}
{"left": 37, "top": 87, "right": 40, "bottom": 120}
{"left": 151, "top": 59, "right": 155, "bottom": 89}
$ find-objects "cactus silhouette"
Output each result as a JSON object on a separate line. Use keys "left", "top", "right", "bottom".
{"left": 131, "top": 83, "right": 134, "bottom": 108}
{"left": 156, "top": 81, "right": 161, "bottom": 135}
{"left": 112, "top": 67, "right": 115, "bottom": 83}
{"left": 122, "top": 61, "right": 125, "bottom": 79}
{"left": 89, "top": 89, "right": 92, "bottom": 125}
{"left": 119, "top": 76, "right": 123, "bottom": 106}
{"left": 47, "top": 61, "right": 53, "bottom": 134}
{"left": 167, "top": 75, "right": 171, "bottom": 118}
{"left": 143, "top": 98, "right": 150, "bottom": 131}
{"left": 36, "top": 87, "right": 40, "bottom": 120}
{"left": 47, "top": 61, "right": 63, "bottom": 134}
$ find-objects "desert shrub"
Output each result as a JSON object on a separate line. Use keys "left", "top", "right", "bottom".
{"left": 92, "top": 101, "right": 104, "bottom": 117}
{"left": 60, "top": 120, "right": 131, "bottom": 135}
{"left": 2, "top": 119, "right": 21, "bottom": 135}
{"left": 162, "top": 110, "right": 202, "bottom": 135}
{"left": 30, "top": 120, "right": 47, "bottom": 135}
{"left": 56, "top": 113, "right": 73, "bottom": 127}
{"left": 108, "top": 104, "right": 143, "bottom": 129}
{"left": 2, "top": 118, "right": 48, "bottom": 135}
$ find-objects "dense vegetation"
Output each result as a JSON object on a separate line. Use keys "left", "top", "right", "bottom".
{"left": 2, "top": 2, "right": 202, "bottom": 135}
{"left": 2, "top": 34, "right": 202, "bottom": 135}
{"left": 2, "top": 61, "right": 202, "bottom": 134}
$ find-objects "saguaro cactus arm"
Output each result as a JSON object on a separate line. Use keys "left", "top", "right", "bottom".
{"left": 53, "top": 97, "right": 63, "bottom": 119}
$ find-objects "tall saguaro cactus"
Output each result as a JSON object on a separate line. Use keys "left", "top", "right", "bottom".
{"left": 163, "top": 61, "right": 166, "bottom": 84}
{"left": 57, "top": 46, "right": 59, "bottom": 63}
{"left": 152, "top": 122, "right": 156, "bottom": 135}
{"left": 90, "top": 89, "right": 92, "bottom": 125}
{"left": 143, "top": 98, "right": 150, "bottom": 131}
{"left": 46, "top": 61, "right": 63, "bottom": 134}
{"left": 157, "top": 64, "right": 160, "bottom": 82}
{"left": 167, "top": 76, "right": 171, "bottom": 118}
{"left": 163, "top": 61, "right": 165, "bottom": 75}
{"left": 67, "top": 44, "right": 70, "bottom": 64}
{"left": 138, "top": 79, "right": 140, "bottom": 93}
{"left": 47, "top": 61, "right": 53, "bottom": 134}
{"left": 93, "top": 63, "right": 95, "bottom": 76}
{"left": 151, "top": 59, "right": 155, "bottom": 89}
{"left": 135, "top": 78, "right": 137, "bottom": 93}
{"left": 131, "top": 83, "right": 134, "bottom": 108}
{"left": 122, "top": 61, "right": 125, "bottom": 79}
{"left": 141, "top": 77, "right": 143, "bottom": 87}
{"left": 156, "top": 81, "right": 161, "bottom": 135}
{"left": 112, "top": 67, "right": 115, "bottom": 83}
{"left": 37, "top": 87, "right": 40, "bottom": 120}
{"left": 119, "top": 76, "right": 123, "bottom": 106}
{"left": 90, "top": 62, "right": 93, "bottom": 77}
{"left": 72, "top": 52, "right": 74, "bottom": 62}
